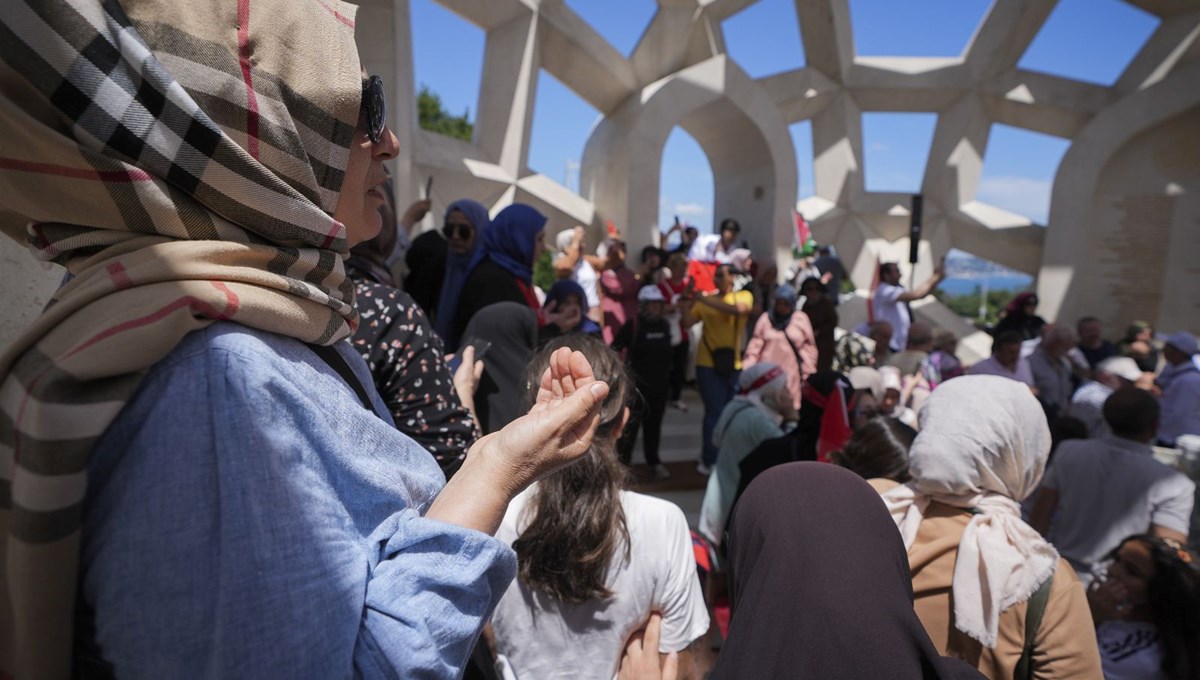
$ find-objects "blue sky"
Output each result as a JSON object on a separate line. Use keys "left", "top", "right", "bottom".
{"left": 409, "top": 0, "right": 1158, "bottom": 235}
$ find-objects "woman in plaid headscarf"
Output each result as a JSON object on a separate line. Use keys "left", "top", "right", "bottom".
{"left": 0, "top": 1, "right": 608, "bottom": 677}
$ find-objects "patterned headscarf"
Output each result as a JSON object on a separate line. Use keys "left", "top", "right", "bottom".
{"left": 0, "top": 1, "right": 362, "bottom": 676}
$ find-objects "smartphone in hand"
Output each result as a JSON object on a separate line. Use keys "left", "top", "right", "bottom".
{"left": 448, "top": 339, "right": 492, "bottom": 372}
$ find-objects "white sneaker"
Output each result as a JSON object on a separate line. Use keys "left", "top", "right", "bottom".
{"left": 696, "top": 462, "right": 712, "bottom": 476}
{"left": 653, "top": 464, "right": 671, "bottom": 480}
{"left": 670, "top": 400, "right": 689, "bottom": 413}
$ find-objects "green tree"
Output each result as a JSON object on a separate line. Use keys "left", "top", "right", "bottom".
{"left": 532, "top": 249, "right": 556, "bottom": 293}
{"left": 417, "top": 85, "right": 473, "bottom": 142}
{"left": 934, "top": 286, "right": 1017, "bottom": 329}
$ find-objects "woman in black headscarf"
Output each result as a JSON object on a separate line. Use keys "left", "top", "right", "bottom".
{"left": 711, "top": 462, "right": 984, "bottom": 680}
{"left": 461, "top": 302, "right": 539, "bottom": 434}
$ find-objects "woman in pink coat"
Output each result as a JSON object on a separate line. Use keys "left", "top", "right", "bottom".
{"left": 743, "top": 284, "right": 818, "bottom": 409}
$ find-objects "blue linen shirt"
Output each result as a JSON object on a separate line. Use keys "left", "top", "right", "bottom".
{"left": 82, "top": 322, "right": 516, "bottom": 679}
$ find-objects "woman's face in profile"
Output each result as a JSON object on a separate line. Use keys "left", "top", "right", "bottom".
{"left": 334, "top": 100, "right": 399, "bottom": 246}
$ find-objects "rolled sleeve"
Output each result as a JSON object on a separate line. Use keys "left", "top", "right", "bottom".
{"left": 358, "top": 513, "right": 516, "bottom": 679}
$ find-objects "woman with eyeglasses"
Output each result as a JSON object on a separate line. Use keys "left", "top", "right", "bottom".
{"left": 0, "top": 3, "right": 615, "bottom": 677}
{"left": 432, "top": 199, "right": 491, "bottom": 348}
{"left": 450, "top": 204, "right": 549, "bottom": 351}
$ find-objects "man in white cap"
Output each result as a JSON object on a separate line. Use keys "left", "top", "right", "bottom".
{"left": 1070, "top": 356, "right": 1145, "bottom": 438}
{"left": 1157, "top": 331, "right": 1200, "bottom": 447}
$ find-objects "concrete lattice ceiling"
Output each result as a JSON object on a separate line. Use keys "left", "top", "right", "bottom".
{"left": 359, "top": 0, "right": 1200, "bottom": 293}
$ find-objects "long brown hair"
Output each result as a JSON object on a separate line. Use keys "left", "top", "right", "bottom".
{"left": 513, "top": 334, "right": 633, "bottom": 603}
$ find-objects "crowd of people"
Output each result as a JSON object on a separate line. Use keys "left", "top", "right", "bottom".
{"left": 1, "top": 4, "right": 1198, "bottom": 679}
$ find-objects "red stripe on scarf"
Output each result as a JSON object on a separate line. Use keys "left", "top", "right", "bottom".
{"left": 106, "top": 262, "right": 133, "bottom": 290}
{"left": 321, "top": 218, "right": 342, "bottom": 249}
{"left": 63, "top": 282, "right": 241, "bottom": 360}
{"left": 13, "top": 282, "right": 241, "bottom": 462}
{"left": 236, "top": 0, "right": 261, "bottom": 159}
{"left": 741, "top": 366, "right": 784, "bottom": 394}
{"left": 0, "top": 157, "right": 151, "bottom": 182}
{"left": 315, "top": 0, "right": 355, "bottom": 27}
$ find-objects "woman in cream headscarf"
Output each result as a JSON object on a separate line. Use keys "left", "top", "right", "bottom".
{"left": 879, "top": 376, "right": 1101, "bottom": 679}
{"left": 0, "top": 1, "right": 608, "bottom": 677}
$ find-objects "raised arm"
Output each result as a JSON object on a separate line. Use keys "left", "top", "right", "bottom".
{"left": 552, "top": 226, "right": 585, "bottom": 279}
{"left": 695, "top": 291, "right": 752, "bottom": 317}
{"left": 896, "top": 257, "right": 947, "bottom": 302}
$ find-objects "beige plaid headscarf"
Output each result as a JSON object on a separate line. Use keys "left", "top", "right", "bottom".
{"left": 0, "top": 0, "right": 365, "bottom": 676}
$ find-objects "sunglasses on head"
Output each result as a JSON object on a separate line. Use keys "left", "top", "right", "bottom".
{"left": 361, "top": 75, "right": 387, "bottom": 144}
{"left": 442, "top": 222, "right": 472, "bottom": 240}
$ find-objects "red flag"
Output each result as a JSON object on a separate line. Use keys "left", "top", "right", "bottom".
{"left": 793, "top": 210, "right": 811, "bottom": 250}
{"left": 816, "top": 386, "right": 851, "bottom": 463}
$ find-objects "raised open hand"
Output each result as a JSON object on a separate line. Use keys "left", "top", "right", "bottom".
{"left": 473, "top": 347, "right": 609, "bottom": 498}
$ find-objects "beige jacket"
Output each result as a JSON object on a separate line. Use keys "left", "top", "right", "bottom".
{"left": 908, "top": 502, "right": 1103, "bottom": 680}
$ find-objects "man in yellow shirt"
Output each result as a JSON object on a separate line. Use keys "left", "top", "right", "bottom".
{"left": 682, "top": 264, "right": 754, "bottom": 475}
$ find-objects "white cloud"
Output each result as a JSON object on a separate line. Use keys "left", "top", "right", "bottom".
{"left": 976, "top": 175, "right": 1052, "bottom": 224}
{"left": 674, "top": 202, "right": 708, "bottom": 216}
{"left": 870, "top": 142, "right": 890, "bottom": 152}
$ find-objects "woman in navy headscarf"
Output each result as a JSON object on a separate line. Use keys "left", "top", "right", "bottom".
{"left": 433, "top": 199, "right": 491, "bottom": 349}
{"left": 538, "top": 279, "right": 602, "bottom": 345}
{"left": 451, "top": 203, "right": 548, "bottom": 349}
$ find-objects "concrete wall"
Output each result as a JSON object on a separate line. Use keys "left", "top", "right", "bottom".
{"left": 1041, "top": 106, "right": 1200, "bottom": 334}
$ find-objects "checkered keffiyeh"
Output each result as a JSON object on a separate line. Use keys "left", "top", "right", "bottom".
{"left": 0, "top": 0, "right": 363, "bottom": 676}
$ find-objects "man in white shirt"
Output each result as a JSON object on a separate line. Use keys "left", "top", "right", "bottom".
{"left": 1156, "top": 331, "right": 1200, "bottom": 447}
{"left": 871, "top": 259, "right": 946, "bottom": 352}
{"left": 968, "top": 331, "right": 1035, "bottom": 387}
{"left": 1030, "top": 388, "right": 1195, "bottom": 581}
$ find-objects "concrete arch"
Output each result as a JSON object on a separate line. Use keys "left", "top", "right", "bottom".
{"left": 579, "top": 55, "right": 797, "bottom": 264}
{"left": 1038, "top": 60, "right": 1200, "bottom": 332}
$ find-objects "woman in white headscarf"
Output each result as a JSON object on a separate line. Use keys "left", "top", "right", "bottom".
{"left": 878, "top": 376, "right": 1102, "bottom": 679}
{"left": 698, "top": 363, "right": 795, "bottom": 547}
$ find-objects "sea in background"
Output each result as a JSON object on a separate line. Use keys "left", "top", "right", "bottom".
{"left": 938, "top": 249, "right": 1033, "bottom": 297}
{"left": 939, "top": 275, "right": 1032, "bottom": 296}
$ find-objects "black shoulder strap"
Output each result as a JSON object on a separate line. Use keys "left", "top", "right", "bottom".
{"left": 1014, "top": 570, "right": 1054, "bottom": 680}
{"left": 308, "top": 343, "right": 375, "bottom": 413}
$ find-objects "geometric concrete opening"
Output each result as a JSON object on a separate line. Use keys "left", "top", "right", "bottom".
{"left": 848, "top": 0, "right": 992, "bottom": 57}
{"left": 943, "top": 248, "right": 1033, "bottom": 299}
{"left": 410, "top": 0, "right": 485, "bottom": 137}
{"left": 1018, "top": 0, "right": 1159, "bottom": 86}
{"left": 565, "top": 0, "right": 657, "bottom": 57}
{"left": 977, "top": 124, "right": 1071, "bottom": 224}
{"left": 861, "top": 112, "right": 937, "bottom": 193}
{"left": 723, "top": 0, "right": 806, "bottom": 78}
{"left": 527, "top": 70, "right": 600, "bottom": 191}
{"left": 790, "top": 121, "right": 815, "bottom": 200}
{"left": 659, "top": 127, "right": 714, "bottom": 235}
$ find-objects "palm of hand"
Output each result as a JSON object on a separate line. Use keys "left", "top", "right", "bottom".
{"left": 481, "top": 347, "right": 607, "bottom": 495}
